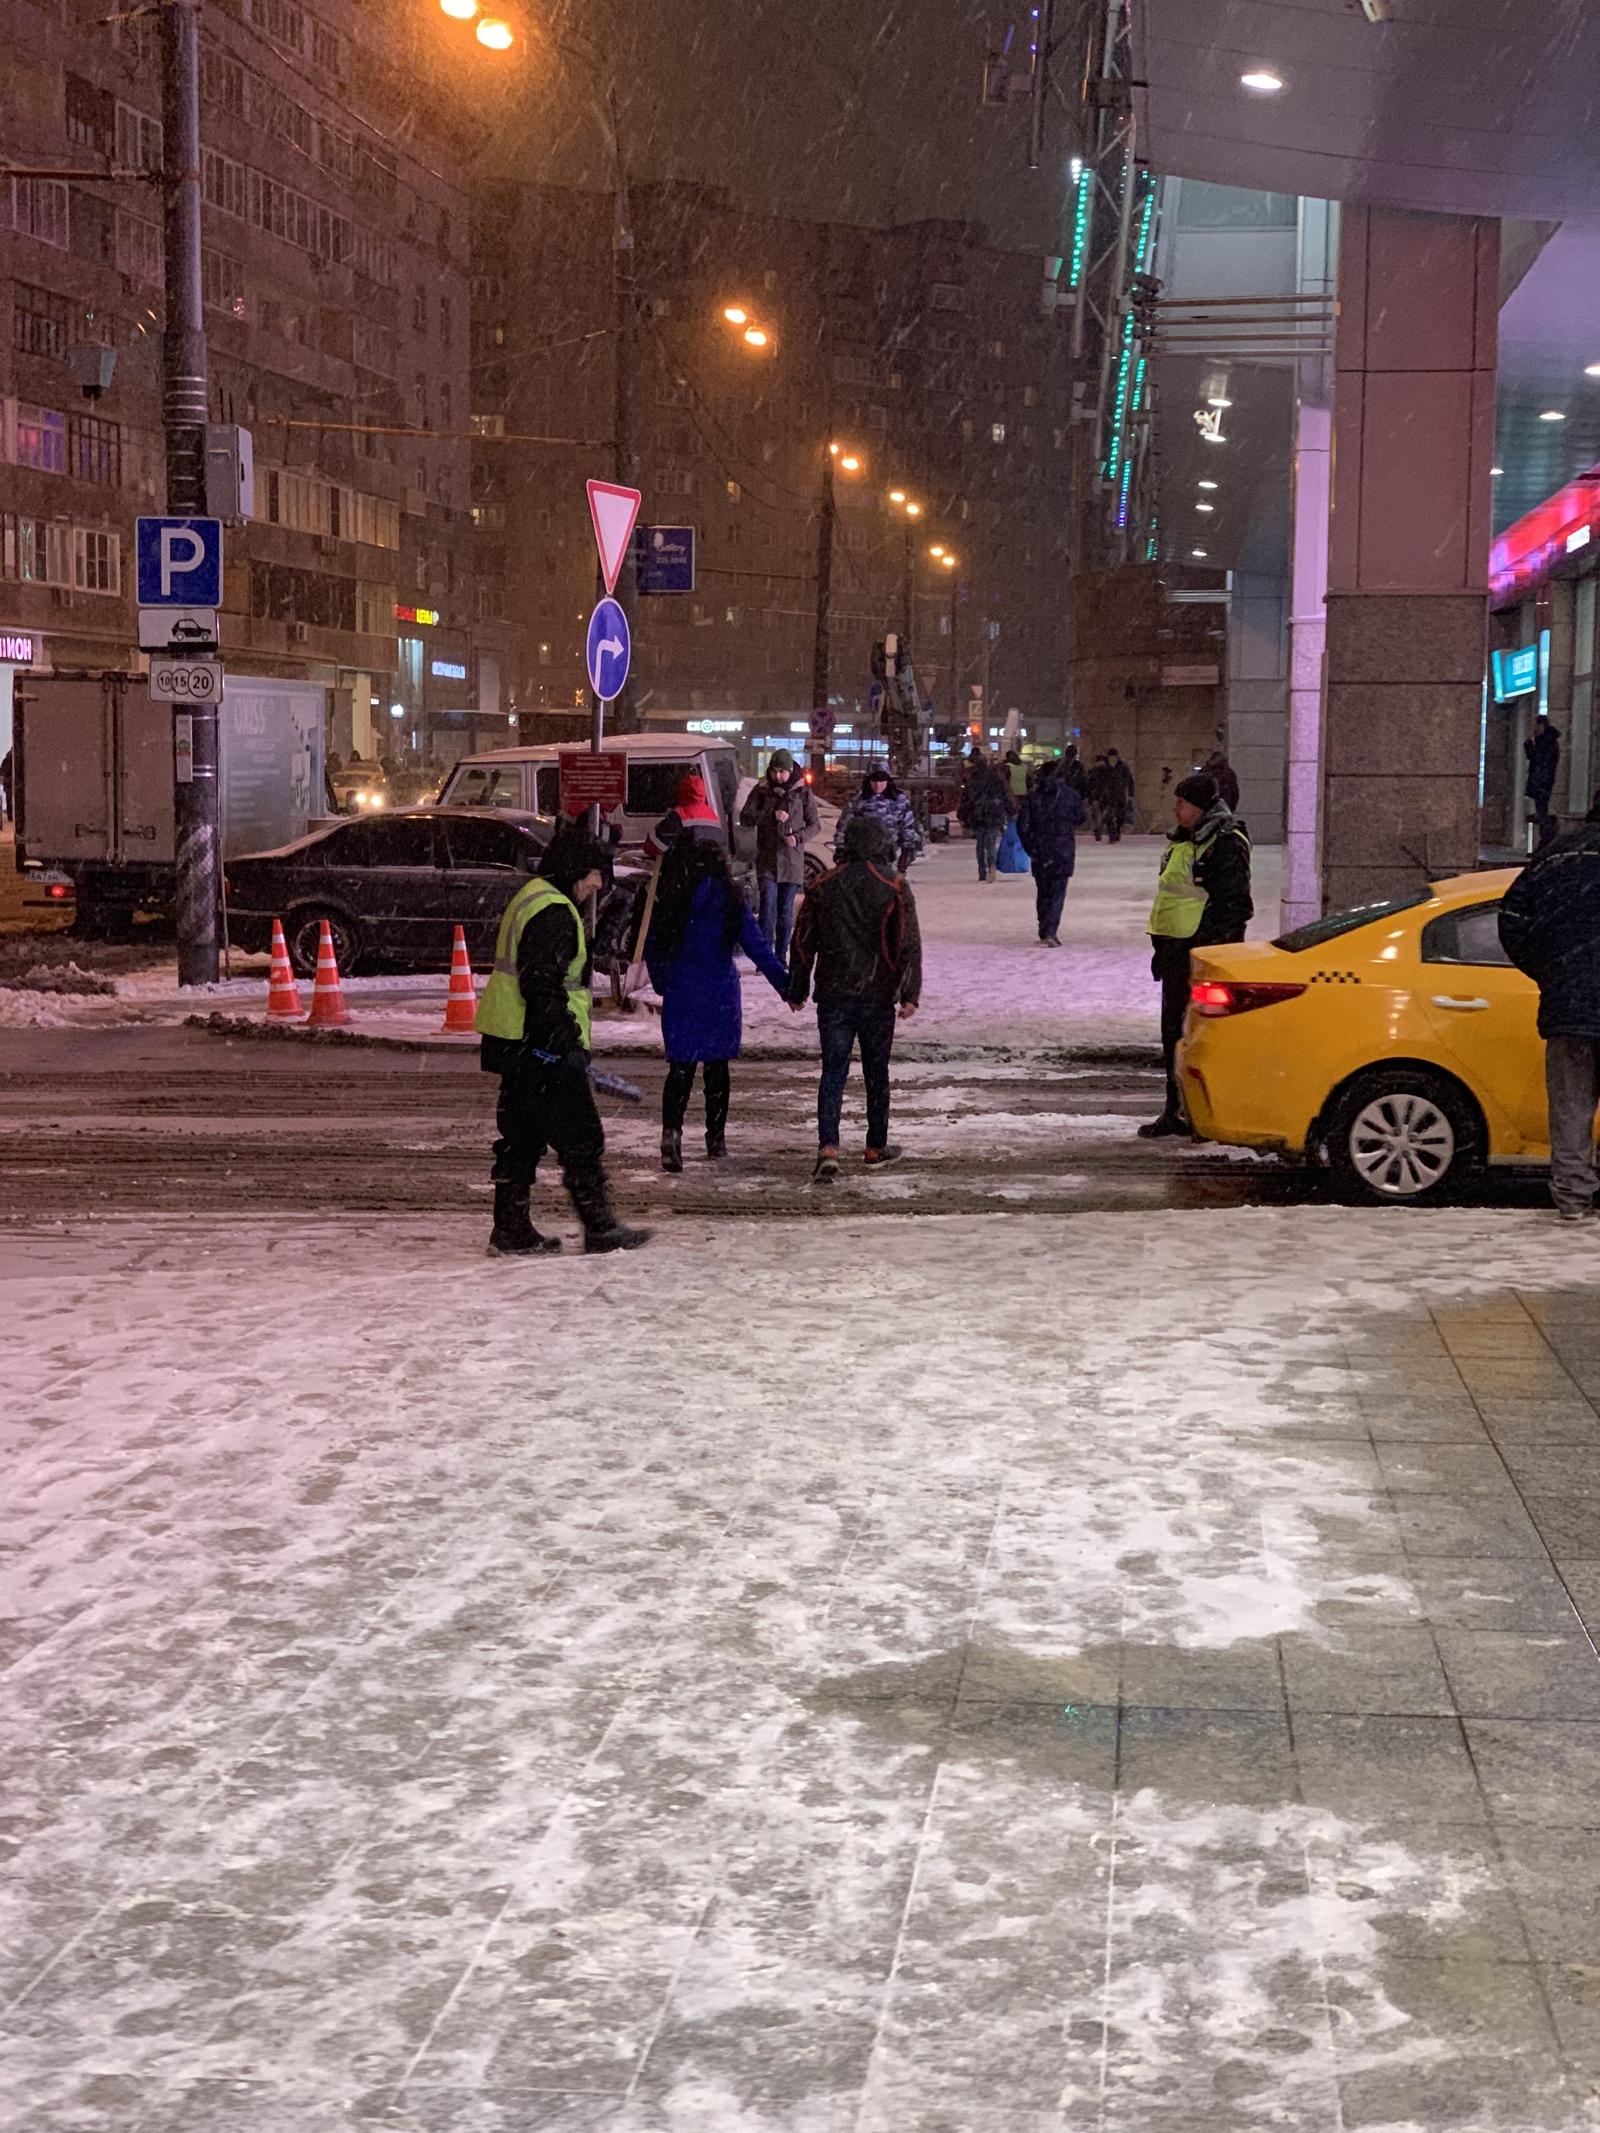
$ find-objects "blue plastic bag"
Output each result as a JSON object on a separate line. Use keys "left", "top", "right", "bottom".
{"left": 996, "top": 819, "right": 1028, "bottom": 874}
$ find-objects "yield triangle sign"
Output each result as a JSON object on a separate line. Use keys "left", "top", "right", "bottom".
{"left": 586, "top": 479, "right": 642, "bottom": 596}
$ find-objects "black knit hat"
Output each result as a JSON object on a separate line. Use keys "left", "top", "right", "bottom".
{"left": 1174, "top": 773, "right": 1218, "bottom": 809}
{"left": 539, "top": 820, "right": 613, "bottom": 896}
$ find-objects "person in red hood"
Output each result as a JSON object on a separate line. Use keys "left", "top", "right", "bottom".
{"left": 645, "top": 772, "right": 724, "bottom": 859}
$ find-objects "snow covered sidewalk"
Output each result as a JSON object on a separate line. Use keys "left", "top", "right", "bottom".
{"left": 4, "top": 1204, "right": 1598, "bottom": 2131}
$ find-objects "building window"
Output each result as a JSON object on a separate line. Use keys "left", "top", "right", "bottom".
{"left": 65, "top": 74, "right": 116, "bottom": 158}
{"left": 115, "top": 104, "right": 163, "bottom": 173}
{"left": 201, "top": 39, "right": 246, "bottom": 116}
{"left": 203, "top": 150, "right": 247, "bottom": 220}
{"left": 15, "top": 405, "right": 67, "bottom": 473}
{"left": 438, "top": 294, "right": 452, "bottom": 347}
{"left": 312, "top": 19, "right": 343, "bottom": 75}
{"left": 73, "top": 527, "right": 121, "bottom": 593}
{"left": 250, "top": 0, "right": 306, "bottom": 56}
{"left": 352, "top": 317, "right": 396, "bottom": 375}
{"left": 201, "top": 249, "right": 246, "bottom": 317}
{"left": 990, "top": 422, "right": 1006, "bottom": 445}
{"left": 413, "top": 286, "right": 427, "bottom": 333}
{"left": 726, "top": 480, "right": 741, "bottom": 502}
{"left": 68, "top": 415, "right": 121, "bottom": 487}
{"left": 6, "top": 180, "right": 70, "bottom": 249}
{"left": 115, "top": 211, "right": 162, "bottom": 285}
{"left": 13, "top": 283, "right": 69, "bottom": 360}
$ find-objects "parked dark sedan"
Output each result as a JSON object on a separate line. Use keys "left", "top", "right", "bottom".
{"left": 227, "top": 809, "right": 642, "bottom": 978}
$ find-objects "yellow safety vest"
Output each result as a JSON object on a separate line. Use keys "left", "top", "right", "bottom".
{"left": 1149, "top": 835, "right": 1207, "bottom": 939}
{"left": 474, "top": 877, "right": 591, "bottom": 1048}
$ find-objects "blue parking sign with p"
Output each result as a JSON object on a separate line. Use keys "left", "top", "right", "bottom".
{"left": 136, "top": 517, "right": 223, "bottom": 607}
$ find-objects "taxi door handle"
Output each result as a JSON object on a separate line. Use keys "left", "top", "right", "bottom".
{"left": 1432, "top": 994, "right": 1490, "bottom": 1010}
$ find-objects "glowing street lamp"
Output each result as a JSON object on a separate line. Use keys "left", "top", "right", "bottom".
{"left": 476, "top": 17, "right": 513, "bottom": 47}
{"left": 742, "top": 326, "right": 768, "bottom": 347}
{"left": 723, "top": 305, "right": 748, "bottom": 325}
{"left": 440, "top": 0, "right": 477, "bottom": 16}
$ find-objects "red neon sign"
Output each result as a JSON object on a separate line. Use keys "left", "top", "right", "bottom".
{"left": 1490, "top": 463, "right": 1600, "bottom": 604}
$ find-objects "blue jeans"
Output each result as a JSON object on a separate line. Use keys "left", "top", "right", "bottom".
{"left": 758, "top": 874, "right": 799, "bottom": 961}
{"left": 975, "top": 823, "right": 1002, "bottom": 878}
{"left": 817, "top": 997, "right": 896, "bottom": 1151}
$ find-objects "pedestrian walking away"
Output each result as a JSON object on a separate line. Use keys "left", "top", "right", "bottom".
{"left": 475, "top": 821, "right": 652, "bottom": 1255}
{"left": 1085, "top": 753, "right": 1113, "bottom": 841}
{"left": 1016, "top": 756, "right": 1087, "bottom": 945}
{"left": 645, "top": 832, "right": 789, "bottom": 1171}
{"left": 1139, "top": 773, "right": 1254, "bottom": 1138}
{"left": 1060, "top": 744, "right": 1089, "bottom": 797}
{"left": 957, "top": 751, "right": 1014, "bottom": 880}
{"left": 645, "top": 771, "right": 725, "bottom": 860}
{"left": 788, "top": 814, "right": 922, "bottom": 1177}
{"left": 1499, "top": 790, "right": 1600, "bottom": 1219}
{"left": 1525, "top": 712, "right": 1562, "bottom": 850}
{"left": 1103, "top": 748, "right": 1135, "bottom": 842}
{"left": 833, "top": 763, "right": 923, "bottom": 873}
{"left": 739, "top": 747, "right": 819, "bottom": 960}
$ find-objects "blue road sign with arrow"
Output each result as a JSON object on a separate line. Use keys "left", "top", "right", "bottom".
{"left": 585, "top": 597, "right": 631, "bottom": 702}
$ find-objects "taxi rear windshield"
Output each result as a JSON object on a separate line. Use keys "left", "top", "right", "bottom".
{"left": 1273, "top": 890, "right": 1433, "bottom": 953}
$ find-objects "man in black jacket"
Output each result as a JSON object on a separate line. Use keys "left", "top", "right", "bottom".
{"left": 1525, "top": 714, "right": 1562, "bottom": 849}
{"left": 1499, "top": 795, "right": 1600, "bottom": 1219}
{"left": 787, "top": 815, "right": 922, "bottom": 1177}
{"left": 1016, "top": 757, "right": 1088, "bottom": 945}
{"left": 478, "top": 822, "right": 651, "bottom": 1255}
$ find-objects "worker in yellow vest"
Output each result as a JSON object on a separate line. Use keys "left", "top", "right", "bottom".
{"left": 475, "top": 821, "right": 652, "bottom": 1255}
{"left": 1139, "top": 771, "right": 1253, "bottom": 1138}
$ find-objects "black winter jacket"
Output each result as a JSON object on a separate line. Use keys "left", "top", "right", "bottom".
{"left": 958, "top": 764, "right": 1014, "bottom": 831}
{"left": 1191, "top": 803, "right": 1254, "bottom": 947}
{"left": 1499, "top": 821, "right": 1600, "bottom": 1038}
{"left": 1017, "top": 778, "right": 1087, "bottom": 870}
{"left": 787, "top": 858, "right": 922, "bottom": 1009}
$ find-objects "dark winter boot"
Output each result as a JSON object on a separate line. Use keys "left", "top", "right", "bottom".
{"left": 705, "top": 1063, "right": 731, "bottom": 1158}
{"left": 487, "top": 1181, "right": 562, "bottom": 1256}
{"left": 572, "top": 1178, "right": 653, "bottom": 1254}
{"left": 661, "top": 1128, "right": 683, "bottom": 1174}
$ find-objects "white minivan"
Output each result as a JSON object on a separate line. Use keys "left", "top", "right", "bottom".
{"left": 438, "top": 733, "right": 742, "bottom": 851}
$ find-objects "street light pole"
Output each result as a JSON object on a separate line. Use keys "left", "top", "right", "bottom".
{"left": 162, "top": 0, "right": 218, "bottom": 987}
{"left": 948, "top": 566, "right": 959, "bottom": 722}
{"left": 810, "top": 446, "right": 835, "bottom": 781}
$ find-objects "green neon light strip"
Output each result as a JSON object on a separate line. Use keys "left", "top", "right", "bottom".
{"left": 1067, "top": 170, "right": 1092, "bottom": 291}
{"left": 1106, "top": 317, "right": 1134, "bottom": 482}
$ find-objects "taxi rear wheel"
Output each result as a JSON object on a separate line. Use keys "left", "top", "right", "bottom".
{"left": 1324, "top": 1068, "right": 1481, "bottom": 1205}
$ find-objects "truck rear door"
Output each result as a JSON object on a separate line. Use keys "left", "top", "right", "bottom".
{"left": 117, "top": 682, "right": 174, "bottom": 864}
{"left": 17, "top": 676, "right": 112, "bottom": 865}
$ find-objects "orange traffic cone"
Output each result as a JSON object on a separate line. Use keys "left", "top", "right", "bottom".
{"left": 266, "top": 917, "right": 303, "bottom": 1022}
{"left": 440, "top": 925, "right": 479, "bottom": 1034}
{"left": 305, "top": 919, "right": 350, "bottom": 1028}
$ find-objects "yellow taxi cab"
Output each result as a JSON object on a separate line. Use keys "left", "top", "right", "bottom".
{"left": 1176, "top": 868, "right": 1558, "bottom": 1203}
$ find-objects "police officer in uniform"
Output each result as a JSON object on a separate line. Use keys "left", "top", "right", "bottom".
{"left": 1139, "top": 771, "right": 1253, "bottom": 1138}
{"left": 475, "top": 820, "right": 652, "bottom": 1255}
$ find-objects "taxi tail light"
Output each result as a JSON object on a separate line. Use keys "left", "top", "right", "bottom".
{"left": 1191, "top": 980, "right": 1307, "bottom": 1017}
{"left": 49, "top": 883, "right": 68, "bottom": 899}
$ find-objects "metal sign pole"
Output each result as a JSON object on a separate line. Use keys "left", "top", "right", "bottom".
{"left": 162, "top": 0, "right": 218, "bottom": 986}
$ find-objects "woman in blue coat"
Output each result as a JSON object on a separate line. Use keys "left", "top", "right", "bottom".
{"left": 645, "top": 835, "right": 789, "bottom": 1170}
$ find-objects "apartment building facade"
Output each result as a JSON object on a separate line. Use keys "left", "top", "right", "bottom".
{"left": 0, "top": 0, "right": 500, "bottom": 769}
{"left": 471, "top": 180, "right": 1074, "bottom": 765}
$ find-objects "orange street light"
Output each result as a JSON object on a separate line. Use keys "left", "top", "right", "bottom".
{"left": 929, "top": 543, "right": 944, "bottom": 557}
{"left": 440, "top": 0, "right": 478, "bottom": 15}
{"left": 838, "top": 453, "right": 861, "bottom": 472}
{"left": 905, "top": 501, "right": 922, "bottom": 518}
{"left": 723, "top": 304, "right": 749, "bottom": 325}
{"left": 476, "top": 15, "right": 513, "bottom": 46}
{"left": 742, "top": 326, "right": 768, "bottom": 347}
{"left": 940, "top": 553, "right": 956, "bottom": 568}
{"left": 888, "top": 488, "right": 906, "bottom": 503}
